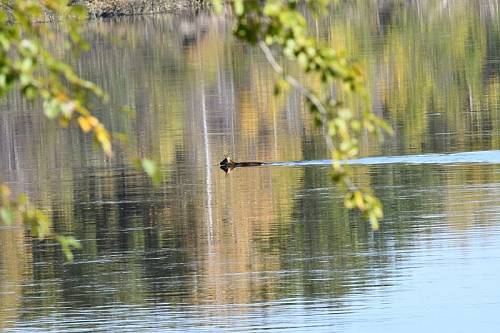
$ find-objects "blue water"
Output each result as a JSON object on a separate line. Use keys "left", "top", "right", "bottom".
{"left": 2, "top": 8, "right": 500, "bottom": 333}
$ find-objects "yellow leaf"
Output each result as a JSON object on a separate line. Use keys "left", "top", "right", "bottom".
{"left": 78, "top": 116, "right": 92, "bottom": 133}
{"left": 102, "top": 141, "right": 112, "bottom": 156}
{"left": 369, "top": 215, "right": 380, "bottom": 230}
{"left": 354, "top": 191, "right": 365, "bottom": 210}
{"left": 96, "top": 129, "right": 112, "bottom": 156}
{"left": 0, "top": 184, "right": 11, "bottom": 199}
{"left": 374, "top": 206, "right": 384, "bottom": 219}
{"left": 56, "top": 92, "right": 68, "bottom": 101}
{"left": 87, "top": 116, "right": 99, "bottom": 127}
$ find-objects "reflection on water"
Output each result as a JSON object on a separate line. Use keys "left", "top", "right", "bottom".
{"left": 1, "top": 1, "right": 500, "bottom": 332}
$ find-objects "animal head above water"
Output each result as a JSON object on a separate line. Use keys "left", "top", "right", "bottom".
{"left": 220, "top": 154, "right": 236, "bottom": 174}
{"left": 219, "top": 155, "right": 236, "bottom": 167}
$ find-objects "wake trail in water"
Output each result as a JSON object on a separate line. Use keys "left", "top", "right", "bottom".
{"left": 268, "top": 150, "right": 500, "bottom": 167}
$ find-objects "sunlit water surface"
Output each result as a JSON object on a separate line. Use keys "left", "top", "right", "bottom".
{"left": 1, "top": 2, "right": 500, "bottom": 332}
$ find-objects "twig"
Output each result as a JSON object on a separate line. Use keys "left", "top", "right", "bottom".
{"left": 258, "top": 41, "right": 335, "bottom": 152}
{"left": 259, "top": 41, "right": 360, "bottom": 192}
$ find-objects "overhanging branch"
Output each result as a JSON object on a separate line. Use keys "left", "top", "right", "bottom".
{"left": 258, "top": 41, "right": 334, "bottom": 152}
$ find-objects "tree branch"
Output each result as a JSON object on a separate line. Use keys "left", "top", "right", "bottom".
{"left": 258, "top": 41, "right": 335, "bottom": 152}
{"left": 258, "top": 41, "right": 363, "bottom": 193}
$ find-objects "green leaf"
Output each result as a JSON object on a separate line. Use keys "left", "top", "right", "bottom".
{"left": 234, "top": 0, "right": 244, "bottom": 16}
{"left": 17, "top": 193, "right": 27, "bottom": 206}
{"left": 297, "top": 52, "right": 308, "bottom": 68}
{"left": 0, "top": 34, "right": 10, "bottom": 50}
{"left": 43, "top": 99, "right": 62, "bottom": 119}
{"left": 0, "top": 74, "right": 6, "bottom": 89}
{"left": 25, "top": 4, "right": 43, "bottom": 17}
{"left": 69, "top": 5, "right": 88, "bottom": 19}
{"left": 20, "top": 39, "right": 37, "bottom": 55}
{"left": 33, "top": 210, "right": 51, "bottom": 239}
{"left": 141, "top": 158, "right": 162, "bottom": 186}
{"left": 56, "top": 235, "right": 81, "bottom": 262}
{"left": 212, "top": 0, "right": 223, "bottom": 13}
{"left": 0, "top": 207, "right": 13, "bottom": 225}
{"left": 264, "top": 3, "right": 281, "bottom": 16}
{"left": 22, "top": 84, "right": 37, "bottom": 99}
{"left": 273, "top": 78, "right": 289, "bottom": 96}
{"left": 20, "top": 58, "right": 34, "bottom": 72}
{"left": 338, "top": 108, "right": 352, "bottom": 120}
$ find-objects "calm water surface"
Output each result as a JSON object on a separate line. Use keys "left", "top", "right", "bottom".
{"left": 1, "top": 1, "right": 500, "bottom": 332}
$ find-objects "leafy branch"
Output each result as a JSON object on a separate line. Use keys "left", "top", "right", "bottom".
{"left": 0, "top": 184, "right": 81, "bottom": 260}
{"left": 226, "top": 0, "right": 393, "bottom": 228}
{"left": 0, "top": 0, "right": 162, "bottom": 260}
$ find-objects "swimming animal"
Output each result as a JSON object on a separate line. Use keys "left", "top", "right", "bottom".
{"left": 219, "top": 150, "right": 500, "bottom": 173}
{"left": 219, "top": 155, "right": 264, "bottom": 173}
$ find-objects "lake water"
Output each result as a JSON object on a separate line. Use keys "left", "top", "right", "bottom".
{"left": 1, "top": 2, "right": 500, "bottom": 332}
